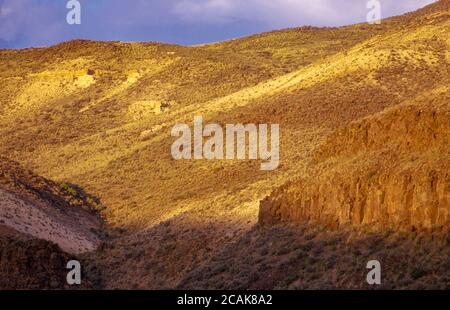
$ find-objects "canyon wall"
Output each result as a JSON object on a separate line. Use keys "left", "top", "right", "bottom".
{"left": 260, "top": 99, "right": 450, "bottom": 233}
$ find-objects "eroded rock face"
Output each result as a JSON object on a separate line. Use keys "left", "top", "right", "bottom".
{"left": 260, "top": 101, "right": 450, "bottom": 233}
{"left": 314, "top": 102, "right": 450, "bottom": 161}
{"left": 260, "top": 169, "right": 449, "bottom": 232}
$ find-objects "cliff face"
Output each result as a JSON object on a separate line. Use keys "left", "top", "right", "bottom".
{"left": 314, "top": 100, "right": 450, "bottom": 161}
{"left": 260, "top": 168, "right": 449, "bottom": 232}
{"left": 260, "top": 95, "right": 450, "bottom": 233}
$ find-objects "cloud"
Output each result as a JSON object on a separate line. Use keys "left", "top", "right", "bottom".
{"left": 174, "top": 0, "right": 237, "bottom": 23}
{"left": 0, "top": 0, "right": 438, "bottom": 48}
{"left": 0, "top": 0, "right": 64, "bottom": 45}
{"left": 173, "top": 0, "right": 436, "bottom": 28}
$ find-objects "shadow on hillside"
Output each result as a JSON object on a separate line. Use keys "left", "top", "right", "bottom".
{"left": 84, "top": 210, "right": 449, "bottom": 290}
{"left": 177, "top": 224, "right": 449, "bottom": 290}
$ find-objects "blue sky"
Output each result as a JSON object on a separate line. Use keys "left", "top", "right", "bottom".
{"left": 0, "top": 0, "right": 436, "bottom": 48}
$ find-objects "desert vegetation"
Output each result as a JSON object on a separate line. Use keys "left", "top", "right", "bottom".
{"left": 0, "top": 0, "right": 448, "bottom": 289}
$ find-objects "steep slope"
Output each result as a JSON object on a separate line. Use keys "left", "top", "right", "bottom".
{"left": 0, "top": 0, "right": 448, "bottom": 289}
{"left": 0, "top": 157, "right": 104, "bottom": 254}
{"left": 0, "top": 158, "right": 105, "bottom": 289}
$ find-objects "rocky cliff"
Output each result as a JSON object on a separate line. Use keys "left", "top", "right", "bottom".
{"left": 260, "top": 93, "right": 450, "bottom": 233}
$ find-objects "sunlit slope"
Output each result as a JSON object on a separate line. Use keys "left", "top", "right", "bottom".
{"left": 0, "top": 0, "right": 448, "bottom": 289}
{"left": 0, "top": 1, "right": 448, "bottom": 233}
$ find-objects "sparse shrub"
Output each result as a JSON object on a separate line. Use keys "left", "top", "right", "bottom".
{"left": 410, "top": 267, "right": 427, "bottom": 280}
{"left": 367, "top": 170, "right": 377, "bottom": 178}
{"left": 60, "top": 182, "right": 78, "bottom": 197}
{"left": 276, "top": 246, "right": 292, "bottom": 256}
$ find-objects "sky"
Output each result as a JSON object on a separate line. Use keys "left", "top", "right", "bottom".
{"left": 0, "top": 0, "right": 437, "bottom": 48}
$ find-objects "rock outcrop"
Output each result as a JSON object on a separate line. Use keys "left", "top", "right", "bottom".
{"left": 260, "top": 97, "right": 450, "bottom": 233}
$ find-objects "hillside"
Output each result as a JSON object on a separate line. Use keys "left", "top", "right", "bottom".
{"left": 0, "top": 157, "right": 104, "bottom": 254}
{"left": 0, "top": 0, "right": 449, "bottom": 289}
{"left": 0, "top": 158, "right": 104, "bottom": 289}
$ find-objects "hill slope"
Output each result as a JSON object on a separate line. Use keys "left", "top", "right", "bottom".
{"left": 0, "top": 157, "right": 103, "bottom": 254}
{"left": 0, "top": 158, "right": 104, "bottom": 289}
